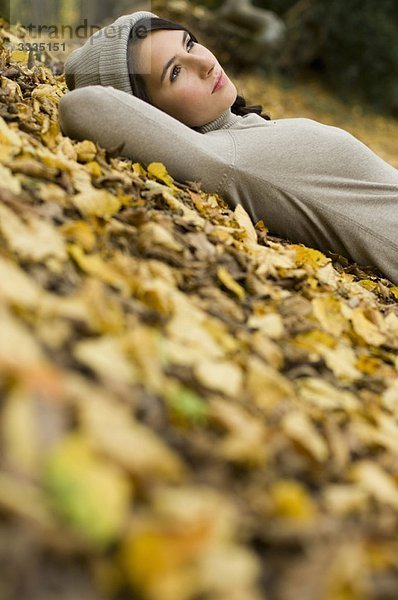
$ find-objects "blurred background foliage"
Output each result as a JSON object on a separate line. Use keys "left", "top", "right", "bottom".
{"left": 198, "top": 0, "right": 398, "bottom": 118}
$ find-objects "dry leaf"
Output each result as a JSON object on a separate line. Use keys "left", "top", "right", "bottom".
{"left": 194, "top": 359, "right": 243, "bottom": 397}
{"left": 71, "top": 189, "right": 121, "bottom": 218}
{"left": 44, "top": 433, "right": 131, "bottom": 547}
{"left": 282, "top": 411, "right": 329, "bottom": 462}
{"left": 349, "top": 461, "right": 398, "bottom": 509}
{"left": 0, "top": 201, "right": 67, "bottom": 262}
{"left": 79, "top": 395, "right": 185, "bottom": 481}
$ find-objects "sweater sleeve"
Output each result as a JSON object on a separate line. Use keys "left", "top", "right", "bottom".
{"left": 58, "top": 85, "right": 232, "bottom": 196}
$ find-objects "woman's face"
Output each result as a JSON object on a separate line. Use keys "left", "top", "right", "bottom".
{"left": 133, "top": 28, "right": 237, "bottom": 127}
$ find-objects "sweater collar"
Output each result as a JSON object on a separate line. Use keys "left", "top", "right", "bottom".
{"left": 194, "top": 108, "right": 240, "bottom": 133}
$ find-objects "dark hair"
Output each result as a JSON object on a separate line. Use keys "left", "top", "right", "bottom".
{"left": 127, "top": 16, "right": 271, "bottom": 125}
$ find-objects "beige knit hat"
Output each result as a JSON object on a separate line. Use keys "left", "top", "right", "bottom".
{"left": 64, "top": 11, "right": 159, "bottom": 94}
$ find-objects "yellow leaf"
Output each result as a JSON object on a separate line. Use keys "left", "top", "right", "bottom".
{"left": 254, "top": 219, "right": 269, "bottom": 233}
{"left": 0, "top": 471, "right": 55, "bottom": 528}
{"left": 196, "top": 545, "right": 261, "bottom": 598}
{"left": 38, "top": 148, "right": 75, "bottom": 171}
{"left": 312, "top": 294, "right": 347, "bottom": 335}
{"left": 10, "top": 50, "right": 29, "bottom": 63}
{"left": 79, "top": 395, "right": 185, "bottom": 481}
{"left": 35, "top": 181, "right": 68, "bottom": 205}
{"left": 84, "top": 160, "right": 102, "bottom": 177}
{"left": 162, "top": 339, "right": 219, "bottom": 369}
{"left": 293, "top": 330, "right": 337, "bottom": 356}
{"left": 247, "top": 311, "right": 284, "bottom": 339}
{"left": 2, "top": 77, "right": 23, "bottom": 102}
{"left": 59, "top": 220, "right": 97, "bottom": 252}
{"left": 0, "top": 255, "right": 42, "bottom": 309}
{"left": 0, "top": 304, "right": 46, "bottom": 369}
{"left": 31, "top": 83, "right": 62, "bottom": 104}
{"left": 194, "top": 359, "right": 243, "bottom": 397}
{"left": 2, "top": 386, "right": 42, "bottom": 475}
{"left": 316, "top": 262, "right": 339, "bottom": 287}
{"left": 44, "top": 433, "right": 131, "bottom": 547}
{"left": 322, "top": 484, "right": 368, "bottom": 515}
{"left": 75, "top": 140, "right": 97, "bottom": 163}
{"left": 384, "top": 311, "right": 398, "bottom": 337}
{"left": 41, "top": 119, "right": 60, "bottom": 150}
{"left": 73, "top": 335, "right": 137, "bottom": 385}
{"left": 250, "top": 331, "right": 284, "bottom": 369}
{"left": 355, "top": 354, "right": 384, "bottom": 375}
{"left": 0, "top": 164, "right": 21, "bottom": 193}
{"left": 138, "top": 222, "right": 183, "bottom": 252}
{"left": 296, "top": 377, "right": 360, "bottom": 412}
{"left": 67, "top": 244, "right": 129, "bottom": 294}
{"left": 165, "top": 299, "right": 224, "bottom": 358}
{"left": 121, "top": 486, "right": 240, "bottom": 600}
{"left": 246, "top": 357, "right": 295, "bottom": 412}
{"left": 132, "top": 162, "right": 147, "bottom": 176}
{"left": 123, "top": 525, "right": 196, "bottom": 599}
{"left": 382, "top": 380, "right": 398, "bottom": 413}
{"left": 70, "top": 278, "right": 124, "bottom": 335}
{"left": 233, "top": 204, "right": 258, "bottom": 247}
{"left": 0, "top": 115, "right": 22, "bottom": 159}
{"left": 210, "top": 398, "right": 267, "bottom": 465}
{"left": 291, "top": 244, "right": 330, "bottom": 270}
{"left": 148, "top": 161, "right": 179, "bottom": 190}
{"left": 350, "top": 308, "right": 386, "bottom": 346}
{"left": 0, "top": 202, "right": 67, "bottom": 263}
{"left": 282, "top": 411, "right": 329, "bottom": 462}
{"left": 269, "top": 480, "right": 317, "bottom": 521}
{"left": 358, "top": 279, "right": 378, "bottom": 291}
{"left": 161, "top": 188, "right": 205, "bottom": 227}
{"left": 58, "top": 138, "right": 78, "bottom": 161}
{"left": 349, "top": 461, "right": 398, "bottom": 509}
{"left": 71, "top": 189, "right": 121, "bottom": 218}
{"left": 317, "top": 342, "right": 362, "bottom": 382}
{"left": 136, "top": 278, "right": 178, "bottom": 316}
{"left": 351, "top": 413, "right": 398, "bottom": 454}
{"left": 254, "top": 245, "right": 296, "bottom": 277}
{"left": 217, "top": 266, "right": 245, "bottom": 300}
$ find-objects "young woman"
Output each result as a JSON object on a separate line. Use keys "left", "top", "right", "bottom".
{"left": 59, "top": 11, "right": 398, "bottom": 285}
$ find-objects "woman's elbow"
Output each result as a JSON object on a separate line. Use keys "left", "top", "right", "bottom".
{"left": 58, "top": 86, "right": 104, "bottom": 140}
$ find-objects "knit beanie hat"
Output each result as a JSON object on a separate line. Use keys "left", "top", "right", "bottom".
{"left": 64, "top": 11, "right": 159, "bottom": 94}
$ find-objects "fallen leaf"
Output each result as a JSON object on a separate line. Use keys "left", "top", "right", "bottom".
{"left": 0, "top": 201, "right": 67, "bottom": 262}
{"left": 44, "top": 433, "right": 131, "bottom": 547}
{"left": 282, "top": 411, "right": 329, "bottom": 462}
{"left": 349, "top": 461, "right": 398, "bottom": 509}
{"left": 71, "top": 189, "right": 121, "bottom": 218}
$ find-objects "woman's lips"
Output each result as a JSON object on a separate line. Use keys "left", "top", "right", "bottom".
{"left": 212, "top": 70, "right": 227, "bottom": 93}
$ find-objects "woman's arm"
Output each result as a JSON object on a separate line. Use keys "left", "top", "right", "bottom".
{"left": 58, "top": 85, "right": 233, "bottom": 196}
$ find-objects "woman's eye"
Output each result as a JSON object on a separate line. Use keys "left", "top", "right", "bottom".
{"left": 170, "top": 65, "right": 180, "bottom": 81}
{"left": 170, "top": 37, "right": 196, "bottom": 82}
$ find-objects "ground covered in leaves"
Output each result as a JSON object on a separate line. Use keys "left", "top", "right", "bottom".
{"left": 1, "top": 17, "right": 398, "bottom": 600}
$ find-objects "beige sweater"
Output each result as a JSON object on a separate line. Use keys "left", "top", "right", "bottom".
{"left": 59, "top": 85, "right": 398, "bottom": 284}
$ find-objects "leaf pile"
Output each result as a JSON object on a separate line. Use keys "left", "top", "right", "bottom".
{"left": 1, "top": 17, "right": 398, "bottom": 600}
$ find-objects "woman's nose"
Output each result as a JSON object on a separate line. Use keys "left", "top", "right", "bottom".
{"left": 186, "top": 53, "right": 215, "bottom": 78}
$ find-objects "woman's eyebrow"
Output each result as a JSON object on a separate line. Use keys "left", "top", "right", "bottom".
{"left": 160, "top": 30, "right": 189, "bottom": 85}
